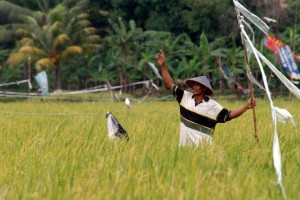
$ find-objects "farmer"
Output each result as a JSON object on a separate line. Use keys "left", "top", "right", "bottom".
{"left": 155, "top": 49, "right": 256, "bottom": 146}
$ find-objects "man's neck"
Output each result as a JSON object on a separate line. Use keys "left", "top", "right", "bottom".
{"left": 194, "top": 94, "right": 205, "bottom": 103}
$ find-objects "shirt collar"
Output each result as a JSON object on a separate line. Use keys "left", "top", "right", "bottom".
{"left": 192, "top": 95, "right": 209, "bottom": 101}
{"left": 192, "top": 95, "right": 209, "bottom": 106}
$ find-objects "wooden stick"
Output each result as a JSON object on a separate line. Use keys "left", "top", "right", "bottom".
{"left": 235, "top": 7, "right": 259, "bottom": 143}
{"left": 242, "top": 43, "right": 259, "bottom": 143}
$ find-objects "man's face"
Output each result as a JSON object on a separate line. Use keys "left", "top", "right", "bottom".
{"left": 191, "top": 82, "right": 205, "bottom": 95}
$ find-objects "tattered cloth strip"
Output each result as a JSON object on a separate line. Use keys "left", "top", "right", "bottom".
{"left": 106, "top": 112, "right": 129, "bottom": 141}
{"left": 274, "top": 107, "right": 296, "bottom": 126}
{"left": 233, "top": 0, "right": 269, "bottom": 35}
{"left": 233, "top": 1, "right": 300, "bottom": 199}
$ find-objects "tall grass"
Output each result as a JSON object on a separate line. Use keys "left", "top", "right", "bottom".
{"left": 0, "top": 98, "right": 299, "bottom": 199}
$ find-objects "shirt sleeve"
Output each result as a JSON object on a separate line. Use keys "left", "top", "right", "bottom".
{"left": 173, "top": 85, "right": 184, "bottom": 103}
{"left": 216, "top": 108, "right": 231, "bottom": 123}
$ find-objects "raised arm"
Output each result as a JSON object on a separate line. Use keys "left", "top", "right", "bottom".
{"left": 230, "top": 98, "right": 257, "bottom": 119}
{"left": 155, "top": 50, "right": 174, "bottom": 91}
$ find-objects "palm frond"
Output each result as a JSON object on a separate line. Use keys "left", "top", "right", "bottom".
{"left": 0, "top": 1, "right": 33, "bottom": 23}
{"left": 35, "top": 58, "right": 55, "bottom": 71}
{"left": 118, "top": 18, "right": 127, "bottom": 35}
{"left": 48, "top": 4, "right": 67, "bottom": 22}
{"left": 78, "top": 20, "right": 91, "bottom": 28}
{"left": 19, "top": 46, "right": 47, "bottom": 57}
{"left": 69, "top": 0, "right": 88, "bottom": 14}
{"left": 16, "top": 28, "right": 32, "bottom": 37}
{"left": 75, "top": 0, "right": 89, "bottom": 7}
{"left": 69, "top": 6, "right": 83, "bottom": 15}
{"left": 83, "top": 27, "right": 97, "bottom": 35}
{"left": 15, "top": 28, "right": 40, "bottom": 41}
{"left": 0, "top": 26, "right": 14, "bottom": 43}
{"left": 32, "top": 11, "right": 47, "bottom": 24}
{"left": 85, "top": 35, "right": 101, "bottom": 43}
{"left": 61, "top": 46, "right": 83, "bottom": 59}
{"left": 7, "top": 53, "right": 28, "bottom": 67}
{"left": 49, "top": 21, "right": 63, "bottom": 34}
{"left": 84, "top": 44, "right": 102, "bottom": 49}
{"left": 53, "top": 34, "right": 71, "bottom": 49}
{"left": 82, "top": 44, "right": 102, "bottom": 54}
{"left": 99, "top": 10, "right": 109, "bottom": 17}
{"left": 18, "top": 38, "right": 34, "bottom": 46}
{"left": 77, "top": 13, "right": 90, "bottom": 20}
{"left": 19, "top": 15, "right": 39, "bottom": 26}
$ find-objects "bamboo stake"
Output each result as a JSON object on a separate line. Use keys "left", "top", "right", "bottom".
{"left": 235, "top": 6, "right": 259, "bottom": 143}
{"left": 242, "top": 41, "right": 259, "bottom": 143}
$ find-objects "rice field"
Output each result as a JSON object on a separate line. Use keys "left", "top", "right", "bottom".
{"left": 0, "top": 97, "right": 299, "bottom": 199}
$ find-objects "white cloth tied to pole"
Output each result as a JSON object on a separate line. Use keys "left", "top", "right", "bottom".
{"left": 233, "top": 0, "right": 269, "bottom": 35}
{"left": 246, "top": 72, "right": 266, "bottom": 91}
{"left": 233, "top": 1, "right": 299, "bottom": 199}
{"left": 241, "top": 18, "right": 288, "bottom": 200}
{"left": 274, "top": 107, "right": 296, "bottom": 126}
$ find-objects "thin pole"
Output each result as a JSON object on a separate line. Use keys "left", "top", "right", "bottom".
{"left": 28, "top": 56, "right": 31, "bottom": 94}
{"left": 235, "top": 6, "right": 259, "bottom": 143}
{"left": 241, "top": 40, "right": 259, "bottom": 143}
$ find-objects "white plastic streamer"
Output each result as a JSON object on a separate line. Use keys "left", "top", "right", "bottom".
{"left": 273, "top": 127, "right": 287, "bottom": 199}
{"left": 241, "top": 21, "right": 288, "bottom": 200}
{"left": 233, "top": 1, "right": 298, "bottom": 199}
{"left": 274, "top": 107, "right": 296, "bottom": 126}
{"left": 246, "top": 72, "right": 266, "bottom": 91}
{"left": 233, "top": 0, "right": 269, "bottom": 35}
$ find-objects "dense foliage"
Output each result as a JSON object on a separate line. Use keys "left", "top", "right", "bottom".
{"left": 0, "top": 0, "right": 299, "bottom": 93}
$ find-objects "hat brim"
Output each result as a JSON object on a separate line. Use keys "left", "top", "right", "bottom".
{"left": 185, "top": 80, "right": 213, "bottom": 96}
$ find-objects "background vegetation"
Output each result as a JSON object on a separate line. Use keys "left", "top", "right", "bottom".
{"left": 0, "top": 0, "right": 299, "bottom": 94}
{"left": 0, "top": 1, "right": 299, "bottom": 199}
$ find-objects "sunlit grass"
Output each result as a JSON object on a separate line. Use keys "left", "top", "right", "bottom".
{"left": 0, "top": 97, "right": 299, "bottom": 199}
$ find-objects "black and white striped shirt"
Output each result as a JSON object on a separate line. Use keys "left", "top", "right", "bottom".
{"left": 173, "top": 85, "right": 231, "bottom": 137}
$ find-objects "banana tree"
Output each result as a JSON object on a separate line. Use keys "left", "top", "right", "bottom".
{"left": 104, "top": 18, "right": 145, "bottom": 91}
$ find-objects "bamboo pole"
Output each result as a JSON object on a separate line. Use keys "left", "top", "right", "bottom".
{"left": 235, "top": 6, "right": 259, "bottom": 143}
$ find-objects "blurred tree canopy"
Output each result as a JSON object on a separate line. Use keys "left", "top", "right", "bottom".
{"left": 0, "top": 0, "right": 299, "bottom": 93}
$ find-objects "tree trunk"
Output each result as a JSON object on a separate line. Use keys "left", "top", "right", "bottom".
{"left": 55, "top": 63, "right": 61, "bottom": 90}
{"left": 119, "top": 67, "right": 128, "bottom": 93}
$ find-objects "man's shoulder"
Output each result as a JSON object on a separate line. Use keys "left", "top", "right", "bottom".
{"left": 206, "top": 97, "right": 223, "bottom": 107}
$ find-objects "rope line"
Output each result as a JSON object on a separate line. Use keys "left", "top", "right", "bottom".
{"left": 0, "top": 111, "right": 101, "bottom": 116}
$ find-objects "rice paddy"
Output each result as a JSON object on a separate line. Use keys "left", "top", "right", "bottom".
{"left": 0, "top": 97, "right": 299, "bottom": 199}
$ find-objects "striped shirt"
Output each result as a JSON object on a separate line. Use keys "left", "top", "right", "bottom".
{"left": 173, "top": 85, "right": 231, "bottom": 146}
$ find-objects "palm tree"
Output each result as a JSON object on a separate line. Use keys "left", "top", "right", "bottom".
{"left": 6, "top": 0, "right": 101, "bottom": 90}
{"left": 0, "top": 1, "right": 46, "bottom": 44}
